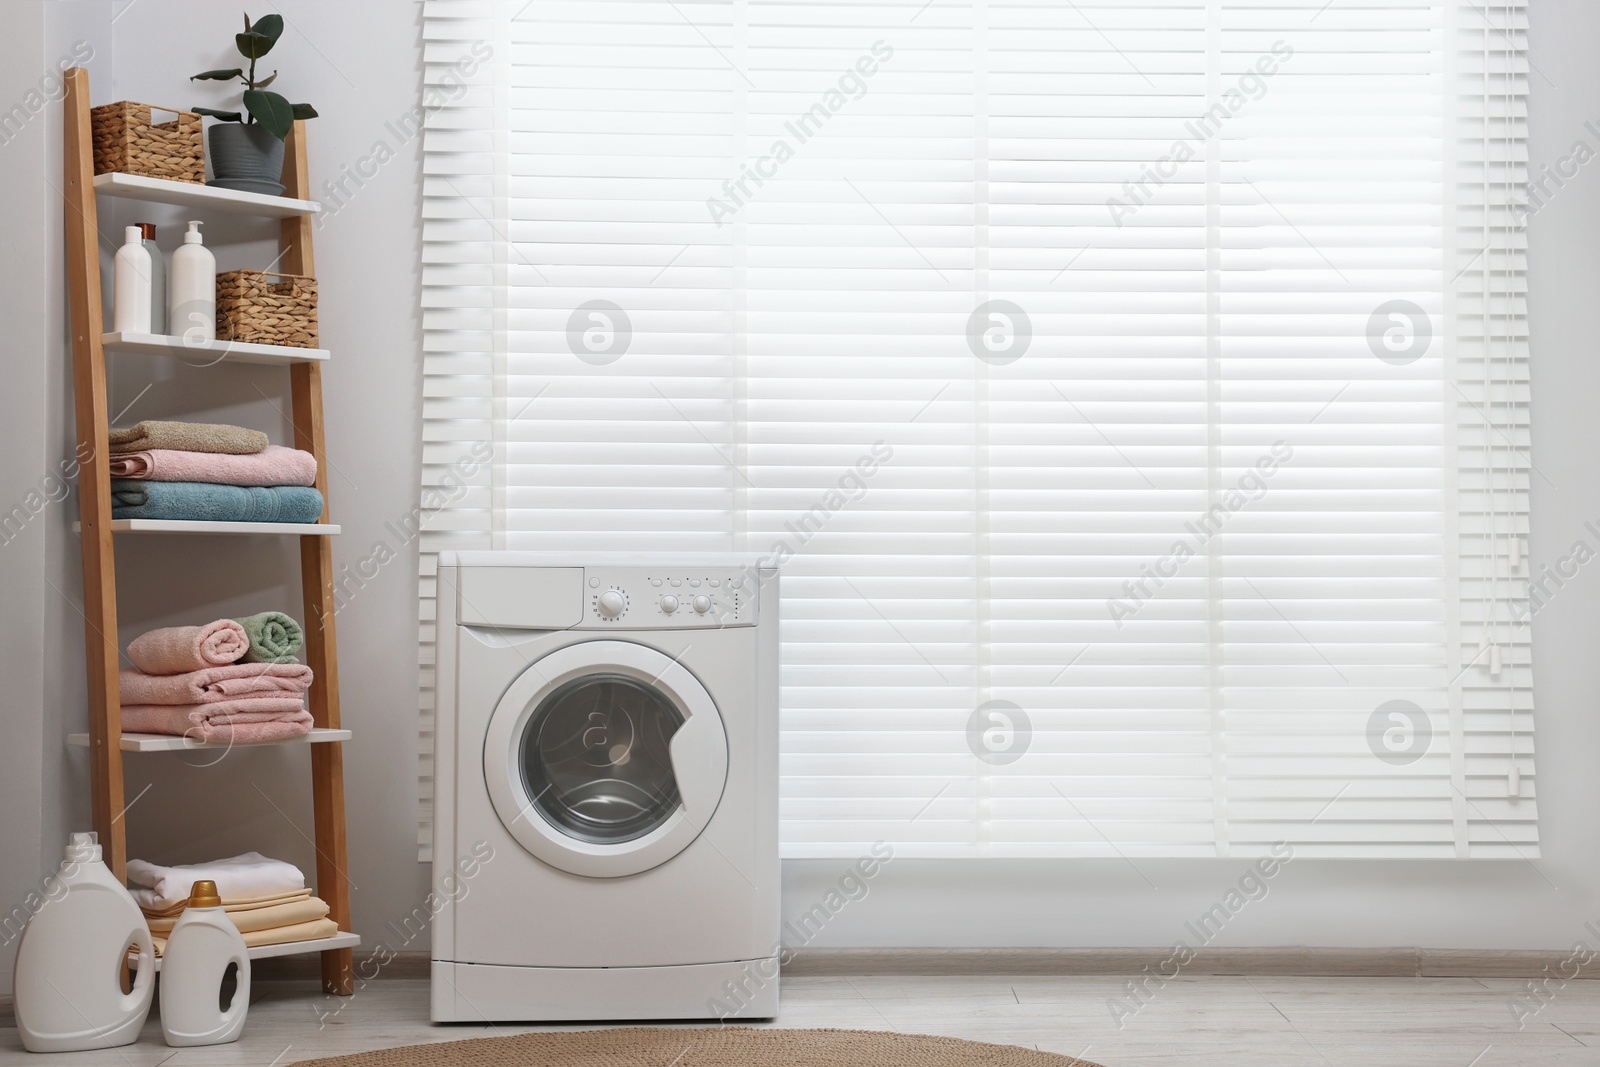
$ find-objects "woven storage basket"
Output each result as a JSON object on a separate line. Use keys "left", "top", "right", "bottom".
{"left": 90, "top": 101, "right": 204, "bottom": 184}
{"left": 216, "top": 270, "right": 319, "bottom": 348}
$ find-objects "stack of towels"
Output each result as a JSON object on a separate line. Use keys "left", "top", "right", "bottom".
{"left": 122, "top": 613, "right": 313, "bottom": 742}
{"left": 108, "top": 420, "right": 324, "bottom": 524}
{"left": 128, "top": 852, "right": 338, "bottom": 956}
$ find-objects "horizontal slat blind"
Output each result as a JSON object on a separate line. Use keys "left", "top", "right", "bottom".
{"left": 417, "top": 0, "right": 1537, "bottom": 859}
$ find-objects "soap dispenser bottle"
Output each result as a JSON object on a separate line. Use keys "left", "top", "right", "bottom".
{"left": 112, "top": 225, "right": 153, "bottom": 334}
{"left": 160, "top": 879, "right": 250, "bottom": 1047}
{"left": 12, "top": 832, "right": 156, "bottom": 1053}
{"left": 168, "top": 220, "right": 216, "bottom": 345}
{"left": 137, "top": 223, "right": 166, "bottom": 334}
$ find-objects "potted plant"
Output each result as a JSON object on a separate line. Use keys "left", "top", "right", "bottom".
{"left": 191, "top": 12, "right": 318, "bottom": 195}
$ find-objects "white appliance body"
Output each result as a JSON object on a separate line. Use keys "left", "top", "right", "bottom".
{"left": 431, "top": 552, "right": 779, "bottom": 1022}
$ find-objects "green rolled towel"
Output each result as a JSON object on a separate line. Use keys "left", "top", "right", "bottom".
{"left": 233, "top": 611, "right": 304, "bottom": 664}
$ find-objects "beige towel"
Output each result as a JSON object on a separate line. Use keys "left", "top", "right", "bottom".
{"left": 144, "top": 895, "right": 330, "bottom": 935}
{"left": 143, "top": 887, "right": 312, "bottom": 919}
{"left": 152, "top": 917, "right": 339, "bottom": 956}
{"left": 108, "top": 420, "right": 268, "bottom": 455}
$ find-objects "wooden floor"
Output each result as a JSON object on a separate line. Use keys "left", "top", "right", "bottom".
{"left": 3, "top": 974, "right": 1598, "bottom": 1066}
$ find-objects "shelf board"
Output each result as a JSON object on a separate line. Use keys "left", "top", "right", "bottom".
{"left": 70, "top": 727, "right": 351, "bottom": 753}
{"left": 93, "top": 172, "right": 320, "bottom": 218}
{"left": 103, "top": 332, "right": 328, "bottom": 366}
{"left": 150, "top": 932, "right": 360, "bottom": 971}
{"left": 79, "top": 519, "right": 341, "bottom": 535}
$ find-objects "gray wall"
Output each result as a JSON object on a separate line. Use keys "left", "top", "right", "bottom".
{"left": 1, "top": 0, "right": 1598, "bottom": 1001}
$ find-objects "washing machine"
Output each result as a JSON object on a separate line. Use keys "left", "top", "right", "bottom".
{"left": 429, "top": 552, "right": 779, "bottom": 1022}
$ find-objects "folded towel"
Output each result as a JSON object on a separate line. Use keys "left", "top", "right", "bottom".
{"left": 119, "top": 663, "right": 312, "bottom": 704}
{"left": 234, "top": 611, "right": 304, "bottom": 664}
{"left": 144, "top": 895, "right": 330, "bottom": 935}
{"left": 142, "top": 887, "right": 312, "bottom": 920}
{"left": 111, "top": 480, "right": 325, "bottom": 523}
{"left": 127, "top": 851, "right": 307, "bottom": 911}
{"left": 152, "top": 917, "right": 339, "bottom": 957}
{"left": 109, "top": 420, "right": 269, "bottom": 455}
{"left": 120, "top": 697, "right": 312, "bottom": 745}
{"left": 126, "top": 620, "right": 250, "bottom": 675}
{"left": 108, "top": 445, "right": 317, "bottom": 487}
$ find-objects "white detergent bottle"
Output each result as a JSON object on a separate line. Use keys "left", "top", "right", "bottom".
{"left": 168, "top": 220, "right": 216, "bottom": 345}
{"left": 13, "top": 832, "right": 156, "bottom": 1053}
{"left": 112, "top": 225, "right": 153, "bottom": 334}
{"left": 160, "top": 879, "right": 250, "bottom": 1047}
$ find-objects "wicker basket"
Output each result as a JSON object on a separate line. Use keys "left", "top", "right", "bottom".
{"left": 90, "top": 101, "right": 204, "bottom": 184}
{"left": 216, "top": 270, "right": 319, "bottom": 348}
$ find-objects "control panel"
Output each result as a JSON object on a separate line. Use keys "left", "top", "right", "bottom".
{"left": 582, "top": 566, "right": 757, "bottom": 628}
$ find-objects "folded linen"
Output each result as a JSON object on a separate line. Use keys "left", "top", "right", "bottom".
{"left": 144, "top": 895, "right": 330, "bottom": 935}
{"left": 152, "top": 917, "right": 339, "bottom": 957}
{"left": 110, "top": 480, "right": 325, "bottom": 523}
{"left": 120, "top": 698, "right": 312, "bottom": 745}
{"left": 108, "top": 420, "right": 269, "bottom": 455}
{"left": 108, "top": 445, "right": 317, "bottom": 487}
{"left": 118, "top": 663, "right": 312, "bottom": 704}
{"left": 142, "top": 887, "right": 312, "bottom": 920}
{"left": 127, "top": 851, "right": 307, "bottom": 911}
{"left": 234, "top": 611, "right": 304, "bottom": 664}
{"left": 126, "top": 619, "right": 250, "bottom": 674}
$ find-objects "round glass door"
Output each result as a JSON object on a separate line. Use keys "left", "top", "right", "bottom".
{"left": 520, "top": 673, "right": 684, "bottom": 844}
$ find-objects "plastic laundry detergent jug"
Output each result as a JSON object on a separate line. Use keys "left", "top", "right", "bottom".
{"left": 12, "top": 832, "right": 156, "bottom": 1052}
{"left": 160, "top": 879, "right": 251, "bottom": 1046}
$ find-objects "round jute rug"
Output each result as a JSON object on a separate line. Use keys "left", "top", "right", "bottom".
{"left": 289, "top": 1027, "right": 1106, "bottom": 1066}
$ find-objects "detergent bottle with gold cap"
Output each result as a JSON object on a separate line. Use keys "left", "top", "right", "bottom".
{"left": 160, "top": 879, "right": 251, "bottom": 1047}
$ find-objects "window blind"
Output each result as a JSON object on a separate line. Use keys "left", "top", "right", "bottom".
{"left": 417, "top": 0, "right": 1535, "bottom": 860}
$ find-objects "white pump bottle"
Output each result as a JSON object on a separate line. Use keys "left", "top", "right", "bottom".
{"left": 168, "top": 219, "right": 216, "bottom": 345}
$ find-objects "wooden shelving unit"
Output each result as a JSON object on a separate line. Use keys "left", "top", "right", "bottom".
{"left": 63, "top": 68, "right": 355, "bottom": 996}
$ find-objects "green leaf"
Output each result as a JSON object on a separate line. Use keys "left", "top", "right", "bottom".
{"left": 193, "top": 107, "right": 243, "bottom": 122}
{"left": 191, "top": 67, "right": 245, "bottom": 81}
{"left": 253, "top": 70, "right": 278, "bottom": 89}
{"left": 290, "top": 103, "right": 319, "bottom": 120}
{"left": 251, "top": 13, "right": 284, "bottom": 42}
{"left": 235, "top": 30, "right": 275, "bottom": 59}
{"left": 242, "top": 89, "right": 294, "bottom": 139}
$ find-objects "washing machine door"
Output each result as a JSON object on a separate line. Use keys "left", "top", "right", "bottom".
{"left": 482, "top": 640, "right": 729, "bottom": 878}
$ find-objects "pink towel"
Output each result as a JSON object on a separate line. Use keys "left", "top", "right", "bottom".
{"left": 107, "top": 445, "right": 317, "bottom": 487}
{"left": 120, "top": 697, "right": 313, "bottom": 744}
{"left": 119, "top": 663, "right": 312, "bottom": 705}
{"left": 126, "top": 620, "right": 250, "bottom": 675}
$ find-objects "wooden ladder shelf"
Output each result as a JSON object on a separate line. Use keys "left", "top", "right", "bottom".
{"left": 61, "top": 67, "right": 354, "bottom": 995}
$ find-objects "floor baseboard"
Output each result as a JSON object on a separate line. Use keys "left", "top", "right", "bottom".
{"left": 246, "top": 947, "right": 1593, "bottom": 984}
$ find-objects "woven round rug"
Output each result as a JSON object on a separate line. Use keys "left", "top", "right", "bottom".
{"left": 289, "top": 1027, "right": 1105, "bottom": 1066}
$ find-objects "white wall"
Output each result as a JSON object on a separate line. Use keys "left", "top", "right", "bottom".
{"left": 2, "top": 0, "right": 1599, "bottom": 1003}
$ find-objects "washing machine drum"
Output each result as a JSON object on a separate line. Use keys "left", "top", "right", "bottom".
{"left": 483, "top": 640, "right": 729, "bottom": 878}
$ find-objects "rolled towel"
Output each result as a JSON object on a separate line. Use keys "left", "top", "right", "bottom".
{"left": 144, "top": 894, "right": 329, "bottom": 935}
{"left": 111, "top": 480, "right": 325, "bottom": 523}
{"left": 108, "top": 420, "right": 269, "bottom": 455}
{"left": 119, "top": 662, "right": 312, "bottom": 704}
{"left": 126, "top": 620, "right": 250, "bottom": 675}
{"left": 234, "top": 611, "right": 304, "bottom": 664}
{"left": 108, "top": 445, "right": 317, "bottom": 487}
{"left": 120, "top": 698, "right": 312, "bottom": 745}
{"left": 127, "top": 851, "right": 307, "bottom": 911}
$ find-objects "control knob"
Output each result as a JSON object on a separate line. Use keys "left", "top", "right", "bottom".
{"left": 660, "top": 595, "right": 679, "bottom": 614}
{"left": 692, "top": 594, "right": 712, "bottom": 614}
{"left": 596, "top": 590, "right": 627, "bottom": 619}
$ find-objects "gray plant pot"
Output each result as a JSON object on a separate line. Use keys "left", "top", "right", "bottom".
{"left": 206, "top": 122, "right": 286, "bottom": 196}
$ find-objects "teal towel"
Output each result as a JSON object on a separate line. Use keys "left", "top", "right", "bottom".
{"left": 110, "top": 480, "right": 324, "bottom": 524}
{"left": 233, "top": 611, "right": 304, "bottom": 664}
